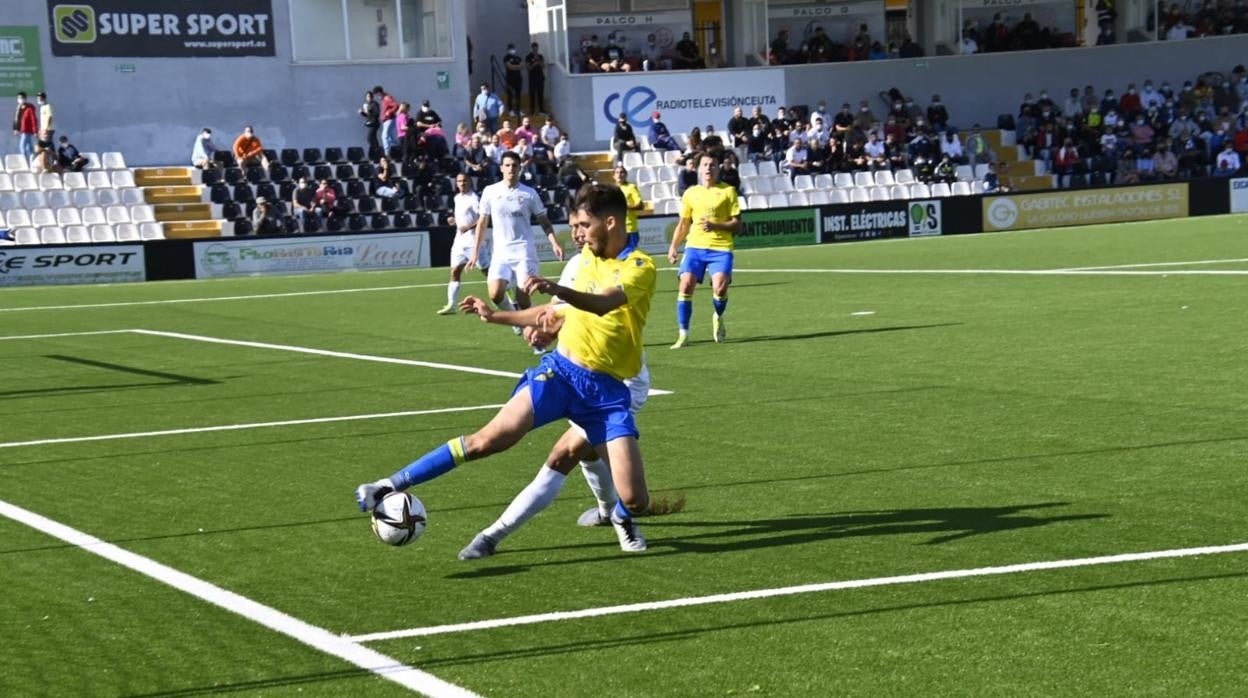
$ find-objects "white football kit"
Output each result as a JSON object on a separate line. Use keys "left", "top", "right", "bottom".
{"left": 451, "top": 191, "right": 490, "bottom": 268}
{"left": 479, "top": 181, "right": 546, "bottom": 287}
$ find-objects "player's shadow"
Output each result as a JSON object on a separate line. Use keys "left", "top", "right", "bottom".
{"left": 445, "top": 502, "right": 1106, "bottom": 578}
{"left": 728, "top": 322, "right": 961, "bottom": 345}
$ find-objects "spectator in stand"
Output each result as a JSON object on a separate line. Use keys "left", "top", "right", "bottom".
{"left": 30, "top": 130, "right": 60, "bottom": 174}
{"left": 525, "top": 42, "right": 546, "bottom": 115}
{"left": 785, "top": 137, "right": 810, "bottom": 178}
{"left": 553, "top": 132, "right": 571, "bottom": 164}
{"left": 191, "top": 127, "right": 216, "bottom": 169}
{"left": 984, "top": 15, "right": 1010, "bottom": 52}
{"left": 57, "top": 135, "right": 88, "bottom": 172}
{"left": 1053, "top": 138, "right": 1080, "bottom": 187}
{"left": 502, "top": 44, "right": 524, "bottom": 115}
{"left": 375, "top": 155, "right": 404, "bottom": 199}
{"left": 1166, "top": 16, "right": 1192, "bottom": 39}
{"left": 642, "top": 33, "right": 663, "bottom": 71}
{"left": 927, "top": 95, "right": 950, "bottom": 131}
{"left": 359, "top": 91, "right": 380, "bottom": 155}
{"left": 1215, "top": 141, "right": 1242, "bottom": 175}
{"left": 676, "top": 154, "right": 698, "bottom": 195}
{"left": 462, "top": 134, "right": 490, "bottom": 183}
{"left": 1120, "top": 84, "right": 1143, "bottom": 119}
{"left": 863, "top": 131, "right": 887, "bottom": 170}
{"left": 413, "top": 100, "right": 442, "bottom": 136}
{"left": 965, "top": 124, "right": 994, "bottom": 166}
{"left": 1169, "top": 108, "right": 1199, "bottom": 141}
{"left": 375, "top": 85, "right": 399, "bottom": 156}
{"left": 515, "top": 116, "right": 538, "bottom": 147}
{"left": 807, "top": 135, "right": 831, "bottom": 174}
{"left": 888, "top": 99, "right": 911, "bottom": 130}
{"left": 983, "top": 163, "right": 1010, "bottom": 192}
{"left": 1129, "top": 114, "right": 1156, "bottom": 154}
{"left": 485, "top": 133, "right": 505, "bottom": 170}
{"left": 291, "top": 176, "right": 317, "bottom": 231}
{"left": 612, "top": 112, "right": 639, "bottom": 163}
{"left": 1132, "top": 147, "right": 1155, "bottom": 181}
{"left": 314, "top": 179, "right": 339, "bottom": 221}
{"left": 728, "top": 106, "right": 751, "bottom": 149}
{"left": 36, "top": 92, "right": 54, "bottom": 142}
{"left": 1063, "top": 88, "right": 1084, "bottom": 121}
{"left": 232, "top": 125, "right": 269, "bottom": 168}
{"left": 539, "top": 117, "right": 560, "bottom": 148}
{"left": 960, "top": 30, "right": 979, "bottom": 55}
{"left": 1016, "top": 12, "right": 1042, "bottom": 49}
{"left": 1096, "top": 24, "right": 1116, "bottom": 45}
{"left": 940, "top": 130, "right": 965, "bottom": 163}
{"left": 497, "top": 119, "right": 518, "bottom": 149}
{"left": 529, "top": 135, "right": 554, "bottom": 180}
{"left": 932, "top": 154, "right": 957, "bottom": 184}
{"left": 452, "top": 123, "right": 472, "bottom": 158}
{"left": 830, "top": 103, "right": 853, "bottom": 134}
{"left": 12, "top": 91, "right": 37, "bottom": 161}
{"left": 513, "top": 137, "right": 537, "bottom": 182}
{"left": 473, "top": 83, "right": 503, "bottom": 134}
{"left": 649, "top": 112, "right": 679, "bottom": 151}
{"left": 252, "top": 197, "right": 283, "bottom": 236}
{"left": 750, "top": 105, "right": 771, "bottom": 132}
{"left": 396, "top": 102, "right": 415, "bottom": 163}
{"left": 746, "top": 122, "right": 767, "bottom": 163}
{"left": 882, "top": 114, "right": 905, "bottom": 145}
{"left": 673, "top": 32, "right": 705, "bottom": 69}
{"left": 899, "top": 34, "right": 923, "bottom": 58}
{"left": 1154, "top": 141, "right": 1179, "bottom": 178}
{"left": 770, "top": 29, "right": 793, "bottom": 65}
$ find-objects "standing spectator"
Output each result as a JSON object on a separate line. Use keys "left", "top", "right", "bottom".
{"left": 503, "top": 44, "right": 524, "bottom": 115}
{"left": 191, "top": 127, "right": 216, "bottom": 169}
{"left": 960, "top": 30, "right": 979, "bottom": 54}
{"left": 525, "top": 42, "right": 546, "bottom": 115}
{"left": 12, "top": 91, "right": 37, "bottom": 162}
{"left": 36, "top": 92, "right": 54, "bottom": 143}
{"left": 376, "top": 85, "right": 399, "bottom": 157}
{"left": 642, "top": 33, "right": 663, "bottom": 70}
{"left": 1053, "top": 138, "right": 1080, "bottom": 187}
{"left": 291, "top": 176, "right": 317, "bottom": 232}
{"left": 899, "top": 34, "right": 923, "bottom": 58}
{"left": 673, "top": 32, "right": 705, "bottom": 69}
{"left": 613, "top": 112, "right": 639, "bottom": 163}
{"left": 252, "top": 197, "right": 283, "bottom": 236}
{"left": 473, "top": 83, "right": 503, "bottom": 133}
{"left": 57, "top": 135, "right": 88, "bottom": 172}
{"left": 648, "top": 111, "right": 679, "bottom": 151}
{"left": 359, "top": 91, "right": 380, "bottom": 155}
{"left": 232, "top": 125, "right": 269, "bottom": 168}
{"left": 313, "top": 179, "right": 339, "bottom": 221}
{"left": 927, "top": 95, "right": 950, "bottom": 131}
{"left": 395, "top": 102, "right": 414, "bottom": 163}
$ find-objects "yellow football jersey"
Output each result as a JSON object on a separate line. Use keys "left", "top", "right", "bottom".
{"left": 557, "top": 246, "right": 656, "bottom": 380}
{"left": 679, "top": 182, "right": 740, "bottom": 251}
{"left": 619, "top": 182, "right": 642, "bottom": 234}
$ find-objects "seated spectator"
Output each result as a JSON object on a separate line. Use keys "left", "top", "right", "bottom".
{"left": 421, "top": 123, "right": 450, "bottom": 160}
{"left": 515, "top": 116, "right": 538, "bottom": 146}
{"left": 642, "top": 33, "right": 664, "bottom": 71}
{"left": 496, "top": 119, "right": 518, "bottom": 149}
{"left": 785, "top": 138, "right": 810, "bottom": 178}
{"left": 899, "top": 34, "right": 923, "bottom": 58}
{"left": 1129, "top": 115, "right": 1155, "bottom": 154}
{"left": 1153, "top": 141, "right": 1179, "bottom": 178}
{"left": 553, "top": 132, "right": 571, "bottom": 164}
{"left": 933, "top": 154, "right": 958, "bottom": 184}
{"left": 453, "top": 123, "right": 472, "bottom": 158}
{"left": 648, "top": 111, "right": 679, "bottom": 151}
{"left": 939, "top": 130, "right": 965, "bottom": 163}
{"left": 57, "top": 135, "right": 88, "bottom": 172}
{"left": 191, "top": 127, "right": 217, "bottom": 169}
{"left": 313, "top": 179, "right": 339, "bottom": 220}
{"left": 719, "top": 151, "right": 741, "bottom": 192}
{"left": 728, "top": 106, "right": 752, "bottom": 149}
{"left": 854, "top": 100, "right": 877, "bottom": 131}
{"left": 982, "top": 163, "right": 1008, "bottom": 192}
{"left": 252, "top": 197, "right": 283, "bottom": 236}
{"left": 960, "top": 30, "right": 979, "bottom": 55}
{"left": 612, "top": 112, "right": 639, "bottom": 163}
{"left": 529, "top": 136, "right": 555, "bottom": 179}
{"left": 291, "top": 176, "right": 317, "bottom": 231}
{"left": 540, "top": 118, "right": 561, "bottom": 148}
{"left": 965, "top": 124, "right": 994, "bottom": 165}
{"left": 746, "top": 123, "right": 767, "bottom": 163}
{"left": 462, "top": 134, "right": 494, "bottom": 183}
{"left": 513, "top": 138, "right": 537, "bottom": 182}
{"left": 750, "top": 105, "right": 771, "bottom": 132}
{"left": 673, "top": 32, "right": 705, "bottom": 69}
{"left": 558, "top": 159, "right": 587, "bottom": 204}
{"left": 927, "top": 95, "right": 950, "bottom": 131}
{"left": 30, "top": 130, "right": 61, "bottom": 174}
{"left": 232, "top": 125, "right": 270, "bottom": 168}
{"left": 675, "top": 154, "right": 698, "bottom": 196}
{"left": 1053, "top": 138, "right": 1081, "bottom": 187}
{"left": 863, "top": 131, "right": 887, "bottom": 170}
{"left": 375, "top": 155, "right": 404, "bottom": 199}
{"left": 766, "top": 124, "right": 789, "bottom": 164}
{"left": 1214, "top": 142, "right": 1242, "bottom": 175}
{"left": 685, "top": 127, "right": 703, "bottom": 154}
{"left": 413, "top": 100, "right": 441, "bottom": 135}
{"left": 807, "top": 137, "right": 832, "bottom": 174}
{"left": 770, "top": 29, "right": 793, "bottom": 65}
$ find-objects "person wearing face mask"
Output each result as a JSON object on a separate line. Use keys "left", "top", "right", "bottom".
{"left": 232, "top": 125, "right": 269, "bottom": 169}
{"left": 640, "top": 33, "right": 661, "bottom": 71}
{"left": 12, "top": 91, "right": 37, "bottom": 162}
{"left": 1213, "top": 80, "right": 1238, "bottom": 113}
{"left": 525, "top": 42, "right": 546, "bottom": 115}
{"left": 1099, "top": 89, "right": 1118, "bottom": 117}
{"left": 473, "top": 83, "right": 503, "bottom": 134}
{"left": 727, "top": 106, "right": 751, "bottom": 148}
{"left": 1119, "top": 84, "right": 1141, "bottom": 119}
{"left": 502, "top": 43, "right": 524, "bottom": 116}
{"left": 1140, "top": 82, "right": 1162, "bottom": 110}
{"left": 927, "top": 95, "right": 949, "bottom": 131}
{"left": 291, "top": 176, "right": 318, "bottom": 232}
{"left": 855, "top": 100, "right": 877, "bottom": 131}
{"left": 745, "top": 122, "right": 767, "bottom": 163}
{"left": 191, "top": 127, "right": 217, "bottom": 170}
{"left": 1129, "top": 115, "right": 1155, "bottom": 155}
{"left": 808, "top": 101, "right": 828, "bottom": 129}
{"left": 35, "top": 92, "right": 54, "bottom": 143}
{"left": 413, "top": 100, "right": 442, "bottom": 135}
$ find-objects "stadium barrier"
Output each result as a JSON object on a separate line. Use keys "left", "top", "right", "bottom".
{"left": 0, "top": 180, "right": 1233, "bottom": 288}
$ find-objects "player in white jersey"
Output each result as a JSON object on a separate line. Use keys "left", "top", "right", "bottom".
{"left": 457, "top": 226, "right": 658, "bottom": 559}
{"left": 438, "top": 173, "right": 491, "bottom": 314}
{"left": 470, "top": 151, "right": 563, "bottom": 317}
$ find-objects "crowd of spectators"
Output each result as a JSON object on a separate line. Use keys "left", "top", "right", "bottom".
{"left": 960, "top": 12, "right": 1075, "bottom": 54}
{"left": 1011, "top": 63, "right": 1248, "bottom": 186}
{"left": 1151, "top": 1, "right": 1248, "bottom": 41}
{"left": 573, "top": 32, "right": 707, "bottom": 73}
{"left": 769, "top": 26, "right": 924, "bottom": 64}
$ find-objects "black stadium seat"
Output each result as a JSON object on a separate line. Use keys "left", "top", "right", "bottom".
{"left": 313, "top": 164, "right": 333, "bottom": 181}
{"left": 302, "top": 148, "right": 322, "bottom": 164}
{"left": 246, "top": 166, "right": 266, "bottom": 183}
{"left": 335, "top": 164, "right": 356, "bottom": 181}
{"left": 214, "top": 151, "right": 236, "bottom": 168}
{"left": 255, "top": 183, "right": 277, "bottom": 201}
{"left": 347, "top": 213, "right": 366, "bottom": 231}
{"left": 370, "top": 213, "right": 389, "bottom": 230}
{"left": 415, "top": 211, "right": 434, "bottom": 227}
{"left": 346, "top": 180, "right": 367, "bottom": 198}
{"left": 325, "top": 147, "right": 344, "bottom": 163}
{"left": 268, "top": 164, "right": 289, "bottom": 182}
{"left": 368, "top": 146, "right": 384, "bottom": 161}
{"left": 224, "top": 167, "right": 243, "bottom": 185}
{"left": 278, "top": 181, "right": 296, "bottom": 200}
{"left": 355, "top": 162, "right": 375, "bottom": 180}
{"left": 326, "top": 216, "right": 344, "bottom": 233}
{"left": 347, "top": 147, "right": 366, "bottom": 163}
{"left": 284, "top": 216, "right": 301, "bottom": 234}
{"left": 262, "top": 149, "right": 278, "bottom": 163}
{"left": 380, "top": 196, "right": 400, "bottom": 213}
{"left": 200, "top": 168, "right": 219, "bottom": 186}
{"left": 234, "top": 219, "right": 253, "bottom": 236}
{"left": 355, "top": 196, "right": 376, "bottom": 214}
{"left": 404, "top": 195, "right": 422, "bottom": 212}
{"left": 233, "top": 184, "right": 254, "bottom": 202}
{"left": 391, "top": 212, "right": 412, "bottom": 228}
{"left": 290, "top": 165, "right": 310, "bottom": 182}
{"left": 210, "top": 183, "right": 230, "bottom": 204}
{"left": 221, "top": 201, "right": 240, "bottom": 219}
{"left": 280, "top": 148, "right": 300, "bottom": 166}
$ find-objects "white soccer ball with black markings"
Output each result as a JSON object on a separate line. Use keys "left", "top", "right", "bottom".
{"left": 371, "top": 492, "right": 427, "bottom": 546}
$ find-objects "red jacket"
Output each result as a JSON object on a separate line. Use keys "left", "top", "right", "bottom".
{"left": 1054, "top": 146, "right": 1080, "bottom": 168}
{"left": 13, "top": 102, "right": 37, "bottom": 134}
{"left": 380, "top": 94, "right": 398, "bottom": 122}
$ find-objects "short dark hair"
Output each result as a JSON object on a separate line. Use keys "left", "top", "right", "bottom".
{"left": 36, "top": 91, "right": 46, "bottom": 99}
{"left": 16, "top": 91, "right": 26, "bottom": 98}
{"left": 499, "top": 150, "right": 522, "bottom": 166}
{"left": 573, "top": 183, "right": 627, "bottom": 223}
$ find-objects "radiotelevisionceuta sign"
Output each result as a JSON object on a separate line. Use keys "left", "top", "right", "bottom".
{"left": 194, "top": 232, "right": 430, "bottom": 279}
{"left": 591, "top": 69, "right": 786, "bottom": 142}
{"left": 48, "top": 0, "right": 275, "bottom": 57}
{"left": 0, "top": 245, "right": 145, "bottom": 286}
{"left": 1231, "top": 178, "right": 1248, "bottom": 213}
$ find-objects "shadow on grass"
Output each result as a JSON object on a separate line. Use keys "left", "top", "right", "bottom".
{"left": 417, "top": 570, "right": 1248, "bottom": 668}
{"left": 643, "top": 322, "right": 960, "bottom": 348}
{"left": 126, "top": 667, "right": 381, "bottom": 697}
{"left": 445, "top": 502, "right": 1107, "bottom": 578}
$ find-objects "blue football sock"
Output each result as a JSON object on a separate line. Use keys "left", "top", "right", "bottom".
{"left": 614, "top": 500, "right": 645, "bottom": 519}
{"left": 389, "top": 437, "right": 468, "bottom": 490}
{"left": 712, "top": 294, "right": 727, "bottom": 316}
{"left": 676, "top": 294, "right": 693, "bottom": 332}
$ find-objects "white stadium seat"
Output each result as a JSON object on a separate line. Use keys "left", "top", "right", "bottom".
{"left": 40, "top": 225, "right": 66, "bottom": 244}
{"left": 87, "top": 171, "right": 112, "bottom": 189}
{"left": 767, "top": 193, "right": 789, "bottom": 208}
{"left": 833, "top": 172, "right": 854, "bottom": 188}
{"left": 650, "top": 183, "right": 673, "bottom": 200}
{"left": 809, "top": 189, "right": 832, "bottom": 205}
{"left": 39, "top": 173, "right": 63, "bottom": 190}
{"left": 854, "top": 171, "right": 874, "bottom": 187}
{"left": 931, "top": 182, "right": 953, "bottom": 197}
{"left": 0, "top": 173, "right": 12, "bottom": 191}
{"left": 4, "top": 154, "right": 30, "bottom": 173}
{"left": 89, "top": 224, "right": 115, "bottom": 243}
{"left": 95, "top": 188, "right": 120, "bottom": 207}
{"left": 874, "top": 170, "right": 895, "bottom": 186}
{"left": 642, "top": 151, "right": 663, "bottom": 167}
{"left": 13, "top": 172, "right": 39, "bottom": 191}
{"left": 955, "top": 165, "right": 975, "bottom": 181}
{"left": 828, "top": 189, "right": 850, "bottom": 204}
{"left": 951, "top": 181, "right": 973, "bottom": 196}
{"left": 813, "top": 173, "right": 833, "bottom": 190}
{"left": 81, "top": 206, "right": 107, "bottom": 225}
{"left": 663, "top": 150, "right": 682, "bottom": 164}
{"left": 756, "top": 161, "right": 778, "bottom": 176}
{"left": 45, "top": 189, "right": 71, "bottom": 208}
{"left": 788, "top": 191, "right": 810, "bottom": 207}
{"left": 63, "top": 172, "right": 88, "bottom": 190}
{"left": 64, "top": 225, "right": 90, "bottom": 243}
{"left": 139, "top": 222, "right": 165, "bottom": 240}
{"left": 850, "top": 187, "right": 870, "bottom": 203}
{"left": 622, "top": 152, "right": 643, "bottom": 169}
{"left": 737, "top": 162, "right": 757, "bottom": 178}
{"left": 21, "top": 190, "right": 46, "bottom": 208}
{"left": 910, "top": 183, "right": 932, "bottom": 199}
{"left": 635, "top": 167, "right": 656, "bottom": 185}
{"left": 3, "top": 207, "right": 29, "bottom": 227}
{"left": 70, "top": 188, "right": 96, "bottom": 207}
{"left": 973, "top": 163, "right": 991, "bottom": 179}
{"left": 15, "top": 227, "right": 40, "bottom": 245}
{"left": 656, "top": 165, "right": 677, "bottom": 182}
{"left": 129, "top": 204, "right": 156, "bottom": 223}
{"left": 869, "top": 186, "right": 891, "bottom": 202}
{"left": 891, "top": 185, "right": 911, "bottom": 200}
{"left": 79, "top": 152, "right": 100, "bottom": 169}
{"left": 771, "top": 175, "right": 794, "bottom": 192}
{"left": 110, "top": 170, "right": 136, "bottom": 188}
{"left": 114, "top": 223, "right": 141, "bottom": 241}
{"left": 894, "top": 169, "right": 916, "bottom": 185}
{"left": 31, "top": 208, "right": 57, "bottom": 227}
{"left": 120, "top": 187, "right": 146, "bottom": 205}
{"left": 56, "top": 208, "right": 83, "bottom": 226}
{"left": 101, "top": 152, "right": 127, "bottom": 170}
{"left": 105, "top": 205, "right": 131, "bottom": 224}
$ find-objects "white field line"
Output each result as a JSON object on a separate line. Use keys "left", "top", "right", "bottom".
{"left": 1057, "top": 257, "right": 1248, "bottom": 272}
{"left": 348, "top": 541, "right": 1248, "bottom": 643}
{"left": 0, "top": 329, "right": 136, "bottom": 341}
{"left": 0, "top": 404, "right": 506, "bottom": 449}
{"left": 0, "top": 281, "right": 470, "bottom": 314}
{"left": 726, "top": 268, "right": 1248, "bottom": 276}
{"left": 0, "top": 499, "right": 477, "bottom": 697}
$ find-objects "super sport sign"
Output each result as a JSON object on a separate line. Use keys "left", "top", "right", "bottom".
{"left": 48, "top": 0, "right": 274, "bottom": 57}
{"left": 0, "top": 245, "right": 145, "bottom": 286}
{"left": 590, "top": 69, "right": 786, "bottom": 142}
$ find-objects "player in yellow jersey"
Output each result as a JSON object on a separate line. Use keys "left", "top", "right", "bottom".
{"left": 614, "top": 164, "right": 645, "bottom": 235}
{"left": 356, "top": 183, "right": 658, "bottom": 551}
{"left": 667, "top": 151, "right": 742, "bottom": 348}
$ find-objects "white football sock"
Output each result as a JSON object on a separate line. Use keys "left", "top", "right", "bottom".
{"left": 446, "top": 281, "right": 460, "bottom": 306}
{"left": 579, "top": 458, "right": 618, "bottom": 517}
{"left": 496, "top": 294, "right": 516, "bottom": 311}
{"left": 481, "top": 466, "right": 566, "bottom": 542}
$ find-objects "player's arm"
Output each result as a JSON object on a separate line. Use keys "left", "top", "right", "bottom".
{"left": 668, "top": 216, "right": 692, "bottom": 264}
{"left": 704, "top": 216, "right": 742, "bottom": 234}
{"left": 536, "top": 213, "right": 564, "bottom": 260}
{"left": 525, "top": 277, "right": 625, "bottom": 316}
{"left": 460, "top": 296, "right": 559, "bottom": 327}
{"left": 469, "top": 213, "right": 489, "bottom": 268}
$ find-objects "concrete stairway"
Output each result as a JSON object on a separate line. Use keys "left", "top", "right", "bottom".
{"left": 134, "top": 167, "right": 224, "bottom": 238}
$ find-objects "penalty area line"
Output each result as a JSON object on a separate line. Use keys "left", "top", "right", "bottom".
{"left": 347, "top": 541, "right": 1248, "bottom": 642}
{"left": 0, "top": 499, "right": 479, "bottom": 697}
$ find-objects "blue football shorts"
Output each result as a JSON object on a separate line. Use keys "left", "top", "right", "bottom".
{"left": 513, "top": 351, "right": 637, "bottom": 445}
{"left": 678, "top": 247, "right": 734, "bottom": 284}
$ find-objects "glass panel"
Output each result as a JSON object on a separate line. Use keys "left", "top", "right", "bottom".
{"left": 291, "top": 0, "right": 348, "bottom": 61}
{"left": 400, "top": 0, "right": 451, "bottom": 58}
{"left": 631, "top": 0, "right": 688, "bottom": 10}
{"left": 570, "top": 0, "right": 621, "bottom": 12}
{"left": 347, "top": 0, "right": 401, "bottom": 61}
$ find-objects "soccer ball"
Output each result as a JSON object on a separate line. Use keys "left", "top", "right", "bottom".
{"left": 371, "top": 492, "right": 427, "bottom": 546}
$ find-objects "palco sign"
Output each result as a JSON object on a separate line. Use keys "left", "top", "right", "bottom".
{"left": 47, "top": 0, "right": 275, "bottom": 57}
